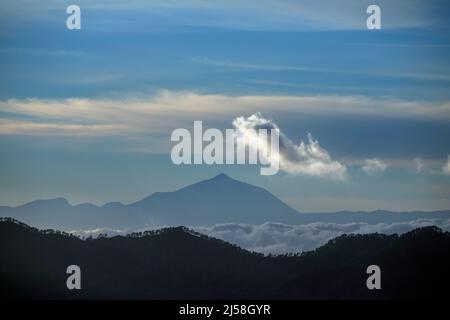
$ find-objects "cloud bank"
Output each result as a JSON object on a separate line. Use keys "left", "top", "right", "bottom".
{"left": 232, "top": 113, "right": 346, "bottom": 179}
{"left": 2, "top": 92, "right": 450, "bottom": 138}
{"left": 70, "top": 219, "right": 450, "bottom": 255}
{"left": 196, "top": 220, "right": 450, "bottom": 254}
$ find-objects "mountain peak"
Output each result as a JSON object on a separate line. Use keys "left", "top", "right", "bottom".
{"left": 128, "top": 173, "right": 300, "bottom": 226}
{"left": 211, "top": 173, "right": 232, "bottom": 180}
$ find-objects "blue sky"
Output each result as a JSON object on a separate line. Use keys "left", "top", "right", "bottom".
{"left": 0, "top": 0, "right": 450, "bottom": 211}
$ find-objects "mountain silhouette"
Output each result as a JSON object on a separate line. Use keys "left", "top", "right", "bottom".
{"left": 1, "top": 218, "right": 449, "bottom": 300}
{"left": 129, "top": 173, "right": 299, "bottom": 225}
{"left": 1, "top": 173, "right": 449, "bottom": 230}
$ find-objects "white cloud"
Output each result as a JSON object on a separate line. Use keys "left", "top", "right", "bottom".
{"left": 443, "top": 156, "right": 450, "bottom": 175}
{"left": 70, "top": 219, "right": 450, "bottom": 255}
{"left": 414, "top": 157, "right": 424, "bottom": 174}
{"left": 232, "top": 113, "right": 346, "bottom": 179}
{"left": 362, "top": 158, "right": 388, "bottom": 176}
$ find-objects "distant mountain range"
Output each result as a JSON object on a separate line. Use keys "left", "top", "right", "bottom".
{"left": 1, "top": 173, "right": 449, "bottom": 230}
{"left": 1, "top": 218, "right": 449, "bottom": 299}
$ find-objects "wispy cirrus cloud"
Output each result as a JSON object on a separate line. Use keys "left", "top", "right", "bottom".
{"left": 192, "top": 57, "right": 450, "bottom": 82}
{"left": 0, "top": 118, "right": 127, "bottom": 136}
{"left": 1, "top": 0, "right": 444, "bottom": 31}
{"left": 0, "top": 47, "right": 88, "bottom": 58}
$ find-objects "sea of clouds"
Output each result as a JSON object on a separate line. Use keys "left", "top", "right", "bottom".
{"left": 70, "top": 218, "right": 450, "bottom": 255}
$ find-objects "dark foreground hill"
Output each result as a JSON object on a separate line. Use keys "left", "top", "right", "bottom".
{"left": 1, "top": 218, "right": 449, "bottom": 300}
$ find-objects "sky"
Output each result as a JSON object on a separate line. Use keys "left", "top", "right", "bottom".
{"left": 0, "top": 0, "right": 450, "bottom": 212}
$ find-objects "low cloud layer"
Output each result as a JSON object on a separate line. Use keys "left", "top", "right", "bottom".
{"left": 195, "top": 219, "right": 450, "bottom": 254}
{"left": 71, "top": 219, "right": 450, "bottom": 255}
{"left": 233, "top": 113, "right": 346, "bottom": 179}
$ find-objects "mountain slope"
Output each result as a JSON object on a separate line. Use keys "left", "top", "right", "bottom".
{"left": 1, "top": 218, "right": 449, "bottom": 300}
